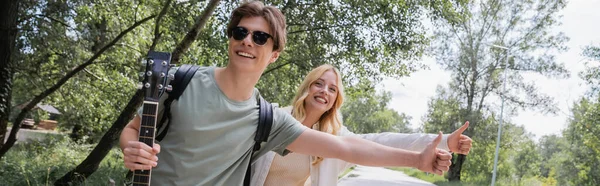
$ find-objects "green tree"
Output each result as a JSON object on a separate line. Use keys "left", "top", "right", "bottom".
{"left": 582, "top": 45, "right": 600, "bottom": 97}
{"left": 513, "top": 139, "right": 541, "bottom": 181}
{"left": 538, "top": 134, "right": 567, "bottom": 178}
{"left": 0, "top": 0, "right": 19, "bottom": 148}
{"left": 430, "top": 0, "right": 569, "bottom": 181}
{"left": 422, "top": 86, "right": 533, "bottom": 184}
{"left": 5, "top": 0, "right": 470, "bottom": 146}
{"left": 560, "top": 98, "right": 600, "bottom": 185}
{"left": 535, "top": 45, "right": 600, "bottom": 186}
{"left": 202, "top": 0, "right": 472, "bottom": 105}
{"left": 342, "top": 85, "right": 412, "bottom": 134}
{"left": 3, "top": 0, "right": 157, "bottom": 158}
{"left": 1, "top": 0, "right": 471, "bottom": 184}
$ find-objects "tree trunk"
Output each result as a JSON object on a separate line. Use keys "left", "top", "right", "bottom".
{"left": 54, "top": 91, "right": 143, "bottom": 186}
{"left": 171, "top": 0, "right": 220, "bottom": 64}
{"left": 70, "top": 18, "right": 109, "bottom": 143}
{"left": 0, "top": 15, "right": 156, "bottom": 159}
{"left": 56, "top": 0, "right": 221, "bottom": 184}
{"left": 448, "top": 154, "right": 466, "bottom": 181}
{"left": 0, "top": 0, "right": 19, "bottom": 148}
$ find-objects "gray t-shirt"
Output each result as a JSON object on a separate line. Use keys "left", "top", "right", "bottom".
{"left": 137, "top": 66, "right": 307, "bottom": 185}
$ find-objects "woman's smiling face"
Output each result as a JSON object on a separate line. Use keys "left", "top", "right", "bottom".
{"left": 305, "top": 70, "right": 339, "bottom": 113}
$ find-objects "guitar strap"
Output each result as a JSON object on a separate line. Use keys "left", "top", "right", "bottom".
{"left": 156, "top": 64, "right": 273, "bottom": 186}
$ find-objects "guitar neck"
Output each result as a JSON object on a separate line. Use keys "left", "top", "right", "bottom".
{"left": 132, "top": 100, "right": 159, "bottom": 186}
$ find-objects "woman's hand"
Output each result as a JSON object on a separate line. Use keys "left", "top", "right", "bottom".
{"left": 447, "top": 121, "right": 472, "bottom": 155}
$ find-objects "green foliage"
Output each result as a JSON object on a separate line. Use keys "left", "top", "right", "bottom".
{"left": 9, "top": 0, "right": 471, "bottom": 144}
{"left": 249, "top": 0, "right": 471, "bottom": 104}
{"left": 556, "top": 97, "right": 600, "bottom": 185}
{"left": 432, "top": 0, "right": 569, "bottom": 116}
{"left": 387, "top": 167, "right": 447, "bottom": 183}
{"left": 420, "top": 87, "right": 464, "bottom": 134}
{"left": 513, "top": 140, "right": 541, "bottom": 180}
{"left": 537, "top": 134, "right": 566, "bottom": 178}
{"left": 421, "top": 86, "right": 539, "bottom": 184}
{"left": 517, "top": 97, "right": 600, "bottom": 186}
{"left": 12, "top": 0, "right": 160, "bottom": 143}
{"left": 341, "top": 88, "right": 412, "bottom": 134}
{"left": 0, "top": 135, "right": 127, "bottom": 185}
{"left": 427, "top": 0, "right": 570, "bottom": 182}
{"left": 582, "top": 45, "right": 600, "bottom": 97}
{"left": 5, "top": 0, "right": 471, "bottom": 183}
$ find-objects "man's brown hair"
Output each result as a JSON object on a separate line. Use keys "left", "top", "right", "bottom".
{"left": 226, "top": 1, "right": 287, "bottom": 52}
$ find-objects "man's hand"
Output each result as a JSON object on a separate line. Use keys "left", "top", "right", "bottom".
{"left": 447, "top": 121, "right": 472, "bottom": 155}
{"left": 418, "top": 132, "right": 452, "bottom": 175}
{"left": 122, "top": 141, "right": 161, "bottom": 171}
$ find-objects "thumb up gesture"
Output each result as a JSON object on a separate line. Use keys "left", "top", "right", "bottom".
{"left": 448, "top": 121, "right": 472, "bottom": 155}
{"left": 418, "top": 132, "right": 452, "bottom": 175}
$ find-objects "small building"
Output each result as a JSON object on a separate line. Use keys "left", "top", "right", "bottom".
{"left": 18, "top": 103, "right": 62, "bottom": 130}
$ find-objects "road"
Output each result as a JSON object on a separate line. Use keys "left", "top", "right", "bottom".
{"left": 338, "top": 166, "right": 436, "bottom": 186}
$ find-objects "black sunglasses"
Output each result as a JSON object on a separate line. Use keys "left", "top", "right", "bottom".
{"left": 231, "top": 26, "right": 273, "bottom": 46}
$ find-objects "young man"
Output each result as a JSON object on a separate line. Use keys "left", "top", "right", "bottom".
{"left": 120, "top": 1, "right": 452, "bottom": 185}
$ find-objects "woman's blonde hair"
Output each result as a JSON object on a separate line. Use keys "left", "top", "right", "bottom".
{"left": 290, "top": 64, "right": 345, "bottom": 165}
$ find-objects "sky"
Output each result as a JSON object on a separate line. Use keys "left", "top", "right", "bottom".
{"left": 377, "top": 0, "right": 600, "bottom": 140}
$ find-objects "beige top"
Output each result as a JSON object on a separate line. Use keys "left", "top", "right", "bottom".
{"left": 263, "top": 149, "right": 311, "bottom": 186}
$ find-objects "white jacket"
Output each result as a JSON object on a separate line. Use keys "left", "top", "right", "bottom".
{"left": 250, "top": 107, "right": 450, "bottom": 186}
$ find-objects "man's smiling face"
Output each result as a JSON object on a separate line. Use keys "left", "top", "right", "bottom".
{"left": 228, "top": 16, "right": 279, "bottom": 73}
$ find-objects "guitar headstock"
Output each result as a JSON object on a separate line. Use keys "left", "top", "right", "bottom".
{"left": 138, "top": 51, "right": 172, "bottom": 101}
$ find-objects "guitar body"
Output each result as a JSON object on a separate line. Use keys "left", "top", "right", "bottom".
{"left": 132, "top": 51, "right": 172, "bottom": 186}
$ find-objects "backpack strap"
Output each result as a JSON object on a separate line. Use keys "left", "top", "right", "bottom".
{"left": 244, "top": 95, "right": 273, "bottom": 186}
{"left": 255, "top": 96, "right": 273, "bottom": 150}
{"left": 156, "top": 64, "right": 200, "bottom": 141}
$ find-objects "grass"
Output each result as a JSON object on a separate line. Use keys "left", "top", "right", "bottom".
{"left": 339, "top": 166, "right": 355, "bottom": 179}
{"left": 387, "top": 167, "right": 448, "bottom": 183}
{"left": 386, "top": 167, "right": 487, "bottom": 186}
{"left": 386, "top": 167, "right": 524, "bottom": 186}
{"left": 0, "top": 135, "right": 128, "bottom": 185}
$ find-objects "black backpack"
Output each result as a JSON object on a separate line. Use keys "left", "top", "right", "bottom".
{"left": 156, "top": 64, "right": 273, "bottom": 186}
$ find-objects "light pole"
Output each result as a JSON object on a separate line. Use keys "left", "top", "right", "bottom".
{"left": 490, "top": 44, "right": 508, "bottom": 186}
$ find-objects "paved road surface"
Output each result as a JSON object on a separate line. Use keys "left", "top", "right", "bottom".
{"left": 4, "top": 127, "right": 61, "bottom": 143}
{"left": 338, "top": 166, "right": 436, "bottom": 186}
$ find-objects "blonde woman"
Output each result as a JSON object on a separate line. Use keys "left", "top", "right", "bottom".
{"left": 251, "top": 64, "right": 472, "bottom": 186}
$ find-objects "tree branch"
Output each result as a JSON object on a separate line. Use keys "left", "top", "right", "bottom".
{"left": 35, "top": 14, "right": 72, "bottom": 28}
{"left": 171, "top": 0, "right": 221, "bottom": 64}
{"left": 149, "top": 0, "right": 173, "bottom": 51}
{"left": 0, "top": 14, "right": 156, "bottom": 159}
{"left": 55, "top": 0, "right": 222, "bottom": 184}
{"left": 287, "top": 23, "right": 356, "bottom": 35}
{"left": 263, "top": 61, "right": 293, "bottom": 75}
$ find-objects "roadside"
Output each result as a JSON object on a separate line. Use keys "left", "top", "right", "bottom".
{"left": 4, "top": 127, "right": 62, "bottom": 143}
{"left": 338, "top": 165, "right": 436, "bottom": 186}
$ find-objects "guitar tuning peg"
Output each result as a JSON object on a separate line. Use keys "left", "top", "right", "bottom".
{"left": 157, "top": 84, "right": 164, "bottom": 90}
{"left": 146, "top": 71, "right": 152, "bottom": 76}
{"left": 162, "top": 61, "right": 168, "bottom": 66}
{"left": 160, "top": 72, "right": 165, "bottom": 78}
{"left": 145, "top": 83, "right": 151, "bottom": 88}
{"left": 137, "top": 82, "right": 143, "bottom": 90}
{"left": 166, "top": 85, "right": 173, "bottom": 92}
{"left": 140, "top": 59, "right": 147, "bottom": 67}
{"left": 148, "top": 59, "right": 154, "bottom": 65}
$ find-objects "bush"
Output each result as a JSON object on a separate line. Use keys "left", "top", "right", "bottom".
{"left": 0, "top": 135, "right": 128, "bottom": 185}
